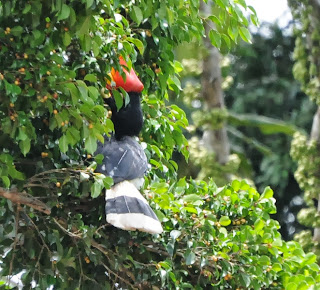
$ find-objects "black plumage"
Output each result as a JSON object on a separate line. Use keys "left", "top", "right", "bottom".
{"left": 105, "top": 92, "right": 143, "bottom": 140}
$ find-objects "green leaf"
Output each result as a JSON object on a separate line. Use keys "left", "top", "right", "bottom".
{"left": 78, "top": 16, "right": 91, "bottom": 36}
{"left": 91, "top": 178, "right": 104, "bottom": 198}
{"left": 19, "top": 139, "right": 31, "bottom": 156}
{"left": 239, "top": 273, "right": 251, "bottom": 288}
{"left": 228, "top": 112, "right": 297, "bottom": 135}
{"left": 254, "top": 219, "right": 265, "bottom": 232}
{"left": 170, "top": 230, "right": 181, "bottom": 240}
{"left": 185, "top": 250, "right": 196, "bottom": 265}
{"left": 88, "top": 87, "right": 99, "bottom": 101}
{"left": 22, "top": 4, "right": 31, "bottom": 14}
{"left": 84, "top": 74, "right": 97, "bottom": 82}
{"left": 1, "top": 176, "right": 10, "bottom": 188}
{"left": 182, "top": 194, "right": 204, "bottom": 205}
{"left": 261, "top": 186, "right": 273, "bottom": 199}
{"left": 95, "top": 154, "right": 104, "bottom": 164}
{"left": 219, "top": 216, "right": 231, "bottom": 226}
{"left": 239, "top": 27, "right": 252, "bottom": 43}
{"left": 112, "top": 90, "right": 123, "bottom": 111}
{"left": 131, "top": 6, "right": 143, "bottom": 25}
{"left": 127, "top": 37, "right": 144, "bottom": 54}
{"left": 11, "top": 26, "right": 23, "bottom": 36}
{"left": 85, "top": 135, "right": 97, "bottom": 154}
{"left": 63, "top": 32, "right": 71, "bottom": 46}
{"left": 58, "top": 4, "right": 70, "bottom": 21}
{"left": 272, "top": 263, "right": 282, "bottom": 272}
{"left": 209, "top": 30, "right": 221, "bottom": 48}
{"left": 59, "top": 135, "right": 69, "bottom": 153}
{"left": 258, "top": 255, "right": 271, "bottom": 266}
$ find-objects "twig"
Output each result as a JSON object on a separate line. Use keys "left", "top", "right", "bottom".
{"left": 52, "top": 218, "right": 83, "bottom": 238}
{"left": 101, "top": 262, "right": 133, "bottom": 288}
{"left": 0, "top": 187, "right": 51, "bottom": 214}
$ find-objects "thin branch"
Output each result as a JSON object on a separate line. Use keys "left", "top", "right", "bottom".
{"left": 0, "top": 187, "right": 51, "bottom": 214}
{"left": 52, "top": 218, "right": 83, "bottom": 238}
{"left": 101, "top": 262, "right": 133, "bottom": 288}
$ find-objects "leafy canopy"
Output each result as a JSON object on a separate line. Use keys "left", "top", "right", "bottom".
{"left": 0, "top": 0, "right": 319, "bottom": 289}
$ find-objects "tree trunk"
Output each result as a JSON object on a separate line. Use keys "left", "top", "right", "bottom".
{"left": 200, "top": 1, "right": 230, "bottom": 165}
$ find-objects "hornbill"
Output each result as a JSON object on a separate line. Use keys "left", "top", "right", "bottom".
{"left": 95, "top": 58, "right": 163, "bottom": 234}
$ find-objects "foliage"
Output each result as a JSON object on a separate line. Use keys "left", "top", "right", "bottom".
{"left": 0, "top": 0, "right": 319, "bottom": 289}
{"left": 2, "top": 178, "right": 320, "bottom": 289}
{"left": 288, "top": 0, "right": 320, "bottom": 256}
{"left": 176, "top": 24, "right": 315, "bottom": 239}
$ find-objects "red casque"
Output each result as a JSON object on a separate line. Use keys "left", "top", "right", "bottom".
{"left": 107, "top": 57, "right": 144, "bottom": 93}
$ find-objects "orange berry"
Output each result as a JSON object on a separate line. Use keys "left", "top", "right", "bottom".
{"left": 19, "top": 67, "right": 25, "bottom": 73}
{"left": 211, "top": 256, "right": 218, "bottom": 262}
{"left": 14, "top": 80, "right": 20, "bottom": 85}
{"left": 23, "top": 53, "right": 28, "bottom": 59}
{"left": 146, "top": 30, "right": 152, "bottom": 37}
{"left": 41, "top": 152, "right": 48, "bottom": 158}
{"left": 46, "top": 22, "right": 51, "bottom": 29}
{"left": 53, "top": 109, "right": 58, "bottom": 115}
{"left": 46, "top": 71, "right": 51, "bottom": 75}
{"left": 53, "top": 93, "right": 58, "bottom": 99}
{"left": 43, "top": 95, "right": 48, "bottom": 101}
{"left": 88, "top": 123, "right": 94, "bottom": 129}
{"left": 64, "top": 27, "right": 69, "bottom": 32}
{"left": 9, "top": 103, "right": 14, "bottom": 108}
{"left": 86, "top": 154, "right": 92, "bottom": 159}
{"left": 0, "top": 73, "right": 4, "bottom": 80}
{"left": 56, "top": 182, "right": 61, "bottom": 188}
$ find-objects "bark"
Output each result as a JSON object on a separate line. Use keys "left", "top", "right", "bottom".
{"left": 200, "top": 1, "right": 230, "bottom": 165}
{"left": 0, "top": 187, "right": 51, "bottom": 214}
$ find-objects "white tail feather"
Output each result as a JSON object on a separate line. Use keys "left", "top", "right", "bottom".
{"left": 105, "top": 180, "right": 163, "bottom": 234}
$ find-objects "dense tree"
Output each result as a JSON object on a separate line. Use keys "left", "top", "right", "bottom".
{"left": 288, "top": 0, "right": 320, "bottom": 258}
{"left": 0, "top": 0, "right": 319, "bottom": 289}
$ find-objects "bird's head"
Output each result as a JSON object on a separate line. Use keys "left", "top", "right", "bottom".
{"left": 106, "top": 57, "right": 144, "bottom": 93}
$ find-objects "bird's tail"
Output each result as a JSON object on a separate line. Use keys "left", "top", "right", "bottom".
{"left": 105, "top": 180, "right": 163, "bottom": 234}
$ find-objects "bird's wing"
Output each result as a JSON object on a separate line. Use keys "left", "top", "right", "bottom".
{"left": 95, "top": 136, "right": 148, "bottom": 184}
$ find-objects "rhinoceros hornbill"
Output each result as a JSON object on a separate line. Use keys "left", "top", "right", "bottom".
{"left": 95, "top": 58, "right": 163, "bottom": 234}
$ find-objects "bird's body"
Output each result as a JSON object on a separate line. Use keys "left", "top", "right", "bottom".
{"left": 95, "top": 136, "right": 162, "bottom": 234}
{"left": 96, "top": 135, "right": 148, "bottom": 184}
{"left": 94, "top": 58, "right": 163, "bottom": 234}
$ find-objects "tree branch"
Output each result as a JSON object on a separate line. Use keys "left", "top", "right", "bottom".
{"left": 0, "top": 187, "right": 51, "bottom": 215}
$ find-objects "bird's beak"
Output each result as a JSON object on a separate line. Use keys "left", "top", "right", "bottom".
{"left": 105, "top": 73, "right": 116, "bottom": 90}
